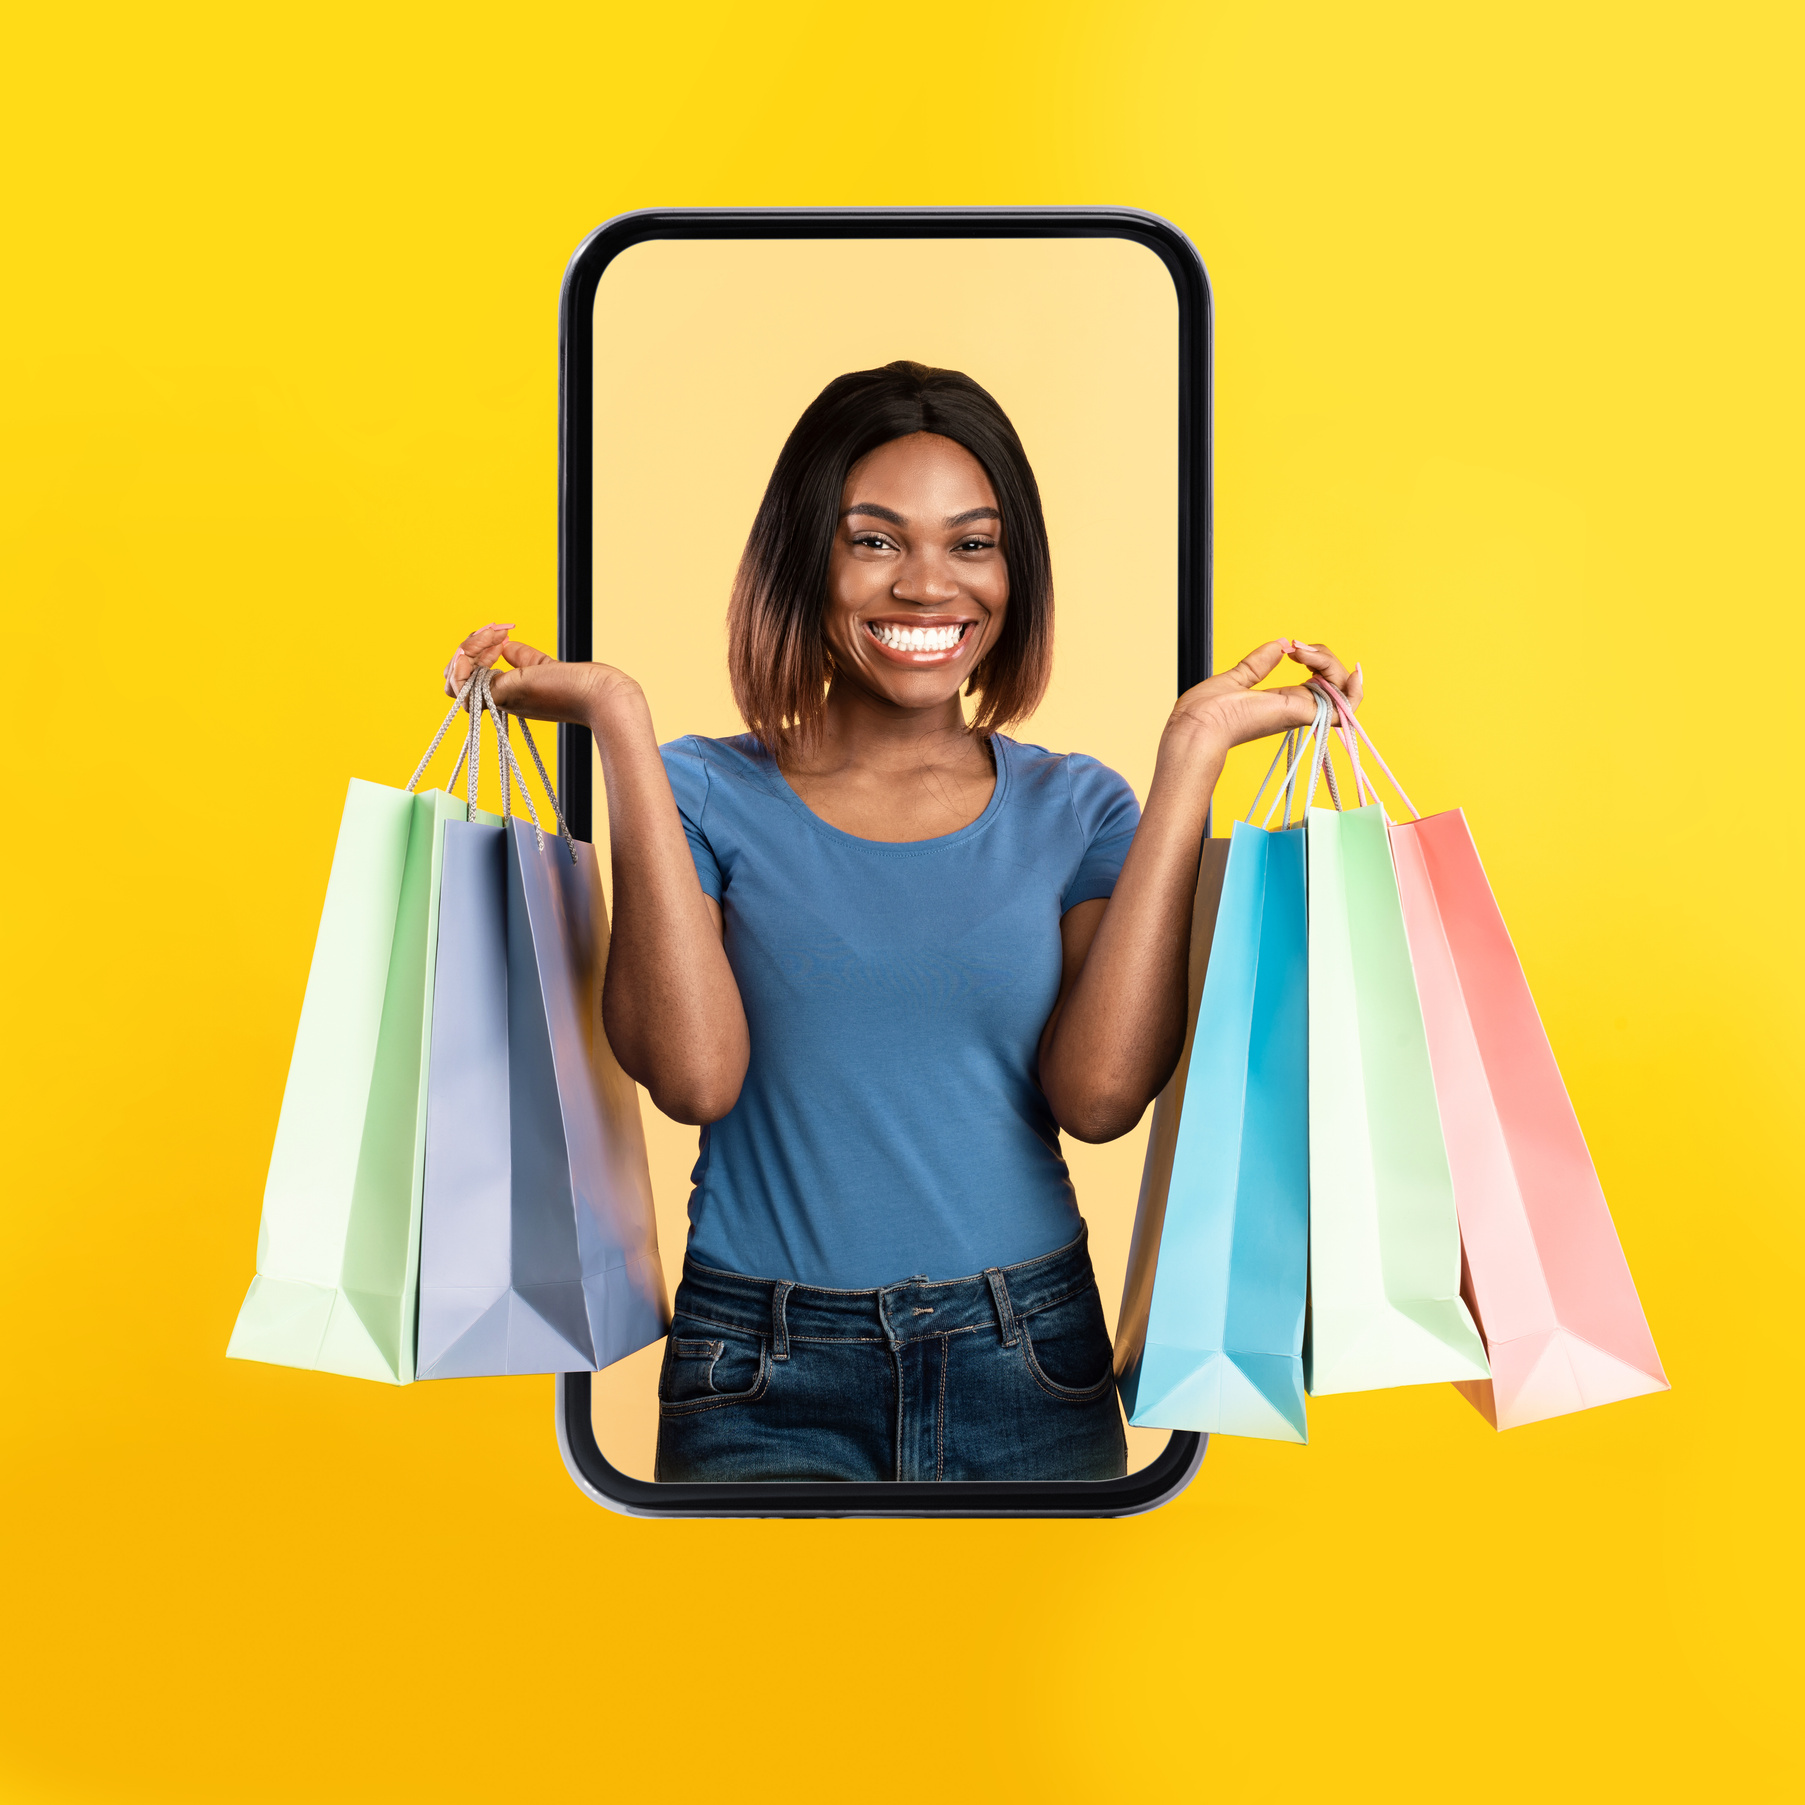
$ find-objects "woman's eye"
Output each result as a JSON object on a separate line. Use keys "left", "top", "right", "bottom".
{"left": 853, "top": 534, "right": 893, "bottom": 550}
{"left": 956, "top": 538, "right": 996, "bottom": 553}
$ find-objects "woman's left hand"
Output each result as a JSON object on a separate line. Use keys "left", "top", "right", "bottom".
{"left": 1038, "top": 636, "right": 1363, "bottom": 1140}
{"left": 1168, "top": 638, "right": 1363, "bottom": 752}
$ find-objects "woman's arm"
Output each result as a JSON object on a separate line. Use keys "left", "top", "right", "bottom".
{"left": 1037, "top": 639, "right": 1359, "bottom": 1143}
{"left": 450, "top": 626, "right": 750, "bottom": 1125}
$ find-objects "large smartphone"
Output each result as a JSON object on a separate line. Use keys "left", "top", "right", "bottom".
{"left": 552, "top": 207, "right": 1211, "bottom": 1517}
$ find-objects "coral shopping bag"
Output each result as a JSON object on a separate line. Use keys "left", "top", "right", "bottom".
{"left": 1304, "top": 708, "right": 1491, "bottom": 1396}
{"left": 415, "top": 671, "right": 667, "bottom": 1378}
{"left": 1114, "top": 706, "right": 1321, "bottom": 1443}
{"left": 1316, "top": 685, "right": 1667, "bottom": 1428}
{"left": 227, "top": 695, "right": 481, "bottom": 1383}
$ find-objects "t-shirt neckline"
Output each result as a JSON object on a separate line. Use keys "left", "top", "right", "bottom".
{"left": 760, "top": 734, "right": 1013, "bottom": 852}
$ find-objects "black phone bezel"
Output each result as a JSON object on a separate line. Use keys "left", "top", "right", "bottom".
{"left": 554, "top": 205, "right": 1212, "bottom": 1518}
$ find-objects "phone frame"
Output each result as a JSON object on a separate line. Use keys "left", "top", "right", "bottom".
{"left": 553, "top": 205, "right": 1212, "bottom": 1518}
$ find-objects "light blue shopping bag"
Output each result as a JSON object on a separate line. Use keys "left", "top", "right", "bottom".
{"left": 1114, "top": 715, "right": 1324, "bottom": 1443}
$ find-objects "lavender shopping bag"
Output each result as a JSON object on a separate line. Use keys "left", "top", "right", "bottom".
{"left": 415, "top": 685, "right": 667, "bottom": 1378}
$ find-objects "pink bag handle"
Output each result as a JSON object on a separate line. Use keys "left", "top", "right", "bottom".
{"left": 1298, "top": 678, "right": 1375, "bottom": 810}
{"left": 1307, "top": 679, "right": 1420, "bottom": 821}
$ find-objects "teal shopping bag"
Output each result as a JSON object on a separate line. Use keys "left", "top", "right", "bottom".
{"left": 1303, "top": 696, "right": 1489, "bottom": 1395}
{"left": 1114, "top": 721, "right": 1318, "bottom": 1443}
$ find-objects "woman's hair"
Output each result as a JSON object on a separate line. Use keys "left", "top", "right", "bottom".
{"left": 727, "top": 360, "right": 1054, "bottom": 751}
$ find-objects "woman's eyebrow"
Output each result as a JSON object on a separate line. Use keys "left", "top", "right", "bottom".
{"left": 946, "top": 507, "right": 1001, "bottom": 526}
{"left": 843, "top": 503, "right": 906, "bottom": 524}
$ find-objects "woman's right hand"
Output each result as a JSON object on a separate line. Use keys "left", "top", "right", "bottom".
{"left": 444, "top": 623, "right": 640, "bottom": 728}
{"left": 444, "top": 624, "right": 746, "bottom": 1121}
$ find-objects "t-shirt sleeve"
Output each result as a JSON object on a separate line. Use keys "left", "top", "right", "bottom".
{"left": 1062, "top": 754, "right": 1142, "bottom": 909}
{"left": 659, "top": 737, "right": 724, "bottom": 901}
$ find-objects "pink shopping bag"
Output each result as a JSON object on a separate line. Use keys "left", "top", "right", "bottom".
{"left": 1313, "top": 684, "right": 1668, "bottom": 1430}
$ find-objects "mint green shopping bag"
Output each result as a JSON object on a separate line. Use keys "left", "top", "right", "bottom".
{"left": 228, "top": 687, "right": 491, "bottom": 1383}
{"left": 1304, "top": 697, "right": 1489, "bottom": 1394}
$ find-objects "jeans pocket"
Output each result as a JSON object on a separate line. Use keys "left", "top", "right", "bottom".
{"left": 658, "top": 1322, "right": 770, "bottom": 1415}
{"left": 1018, "top": 1285, "right": 1116, "bottom": 1402}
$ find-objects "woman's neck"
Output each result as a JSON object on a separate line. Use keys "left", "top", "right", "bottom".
{"left": 775, "top": 680, "right": 997, "bottom": 842}
{"left": 783, "top": 680, "right": 990, "bottom": 780}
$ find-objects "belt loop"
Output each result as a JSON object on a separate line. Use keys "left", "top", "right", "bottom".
{"left": 984, "top": 1267, "right": 1019, "bottom": 1347}
{"left": 771, "top": 1281, "right": 794, "bottom": 1362}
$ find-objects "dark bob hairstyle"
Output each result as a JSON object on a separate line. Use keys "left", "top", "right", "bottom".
{"left": 727, "top": 360, "right": 1054, "bottom": 751}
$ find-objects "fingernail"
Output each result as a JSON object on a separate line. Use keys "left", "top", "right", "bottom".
{"left": 1294, "top": 641, "right": 1317, "bottom": 652}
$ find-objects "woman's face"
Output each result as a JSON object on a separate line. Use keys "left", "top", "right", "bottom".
{"left": 823, "top": 431, "right": 1008, "bottom": 716}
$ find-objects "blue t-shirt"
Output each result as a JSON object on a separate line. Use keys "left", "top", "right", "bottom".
{"left": 659, "top": 732, "right": 1141, "bottom": 1289}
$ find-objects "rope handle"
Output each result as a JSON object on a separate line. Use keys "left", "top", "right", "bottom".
{"left": 1247, "top": 689, "right": 1334, "bottom": 828}
{"left": 1303, "top": 689, "right": 1346, "bottom": 814}
{"left": 1314, "top": 679, "right": 1379, "bottom": 811}
{"left": 1307, "top": 679, "right": 1419, "bottom": 821}
{"left": 1245, "top": 732, "right": 1293, "bottom": 826}
{"left": 404, "top": 666, "right": 579, "bottom": 862}
{"left": 1271, "top": 691, "right": 1331, "bottom": 826}
{"left": 407, "top": 670, "right": 482, "bottom": 794}
{"left": 1312, "top": 729, "right": 1345, "bottom": 811}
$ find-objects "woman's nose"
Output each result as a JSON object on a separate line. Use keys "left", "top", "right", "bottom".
{"left": 892, "top": 553, "right": 960, "bottom": 603}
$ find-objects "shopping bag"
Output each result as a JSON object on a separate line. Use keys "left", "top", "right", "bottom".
{"left": 228, "top": 712, "right": 476, "bottom": 1382}
{"left": 1304, "top": 706, "right": 1490, "bottom": 1395}
{"left": 1114, "top": 713, "right": 1318, "bottom": 1442}
{"left": 415, "top": 677, "right": 667, "bottom": 1378}
{"left": 1350, "top": 717, "right": 1667, "bottom": 1427}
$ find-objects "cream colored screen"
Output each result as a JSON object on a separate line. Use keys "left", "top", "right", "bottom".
{"left": 587, "top": 236, "right": 1180, "bottom": 1477}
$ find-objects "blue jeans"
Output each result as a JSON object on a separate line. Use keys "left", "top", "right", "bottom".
{"left": 654, "top": 1225, "right": 1127, "bottom": 1483}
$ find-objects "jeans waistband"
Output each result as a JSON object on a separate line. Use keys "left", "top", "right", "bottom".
{"left": 675, "top": 1224, "right": 1098, "bottom": 1356}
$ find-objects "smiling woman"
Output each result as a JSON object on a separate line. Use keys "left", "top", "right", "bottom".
{"left": 445, "top": 357, "right": 1360, "bottom": 1484}
{"left": 728, "top": 362, "right": 1052, "bottom": 772}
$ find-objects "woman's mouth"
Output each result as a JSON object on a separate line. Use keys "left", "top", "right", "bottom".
{"left": 865, "top": 619, "right": 973, "bottom": 664}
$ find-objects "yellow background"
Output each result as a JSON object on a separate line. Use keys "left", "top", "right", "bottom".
{"left": 586, "top": 235, "right": 1178, "bottom": 1476}
{"left": 2, "top": 1, "right": 1798, "bottom": 1799}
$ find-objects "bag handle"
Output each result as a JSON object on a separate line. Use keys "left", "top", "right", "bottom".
{"left": 1307, "top": 679, "right": 1420, "bottom": 821}
{"left": 408, "top": 670, "right": 482, "bottom": 794}
{"left": 405, "top": 668, "right": 578, "bottom": 862}
{"left": 1278, "top": 690, "right": 1334, "bottom": 826}
{"left": 1315, "top": 679, "right": 1379, "bottom": 811}
{"left": 1245, "top": 729, "right": 1298, "bottom": 827}
{"left": 1303, "top": 697, "right": 1345, "bottom": 813}
{"left": 1246, "top": 689, "right": 1335, "bottom": 828}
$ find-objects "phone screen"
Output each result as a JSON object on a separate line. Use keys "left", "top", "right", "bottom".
{"left": 582, "top": 232, "right": 1182, "bottom": 1484}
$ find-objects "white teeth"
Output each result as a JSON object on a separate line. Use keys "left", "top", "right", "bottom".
{"left": 871, "top": 622, "right": 964, "bottom": 653}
